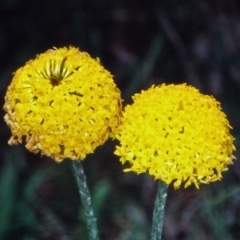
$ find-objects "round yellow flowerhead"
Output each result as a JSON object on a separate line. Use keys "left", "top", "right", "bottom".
{"left": 4, "top": 46, "right": 122, "bottom": 162}
{"left": 114, "top": 84, "right": 235, "bottom": 189}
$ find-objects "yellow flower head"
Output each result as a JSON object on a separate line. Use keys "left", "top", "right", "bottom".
{"left": 4, "top": 46, "right": 122, "bottom": 162}
{"left": 114, "top": 84, "right": 235, "bottom": 189}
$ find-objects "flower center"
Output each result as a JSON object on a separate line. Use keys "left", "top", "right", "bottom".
{"left": 38, "top": 57, "right": 73, "bottom": 86}
{"left": 49, "top": 57, "right": 67, "bottom": 86}
{"left": 51, "top": 77, "right": 61, "bottom": 86}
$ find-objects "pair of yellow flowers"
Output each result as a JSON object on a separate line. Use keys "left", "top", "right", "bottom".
{"left": 4, "top": 46, "right": 235, "bottom": 189}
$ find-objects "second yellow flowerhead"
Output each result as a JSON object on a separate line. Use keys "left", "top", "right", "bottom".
{"left": 115, "top": 84, "right": 235, "bottom": 189}
{"left": 4, "top": 46, "right": 122, "bottom": 162}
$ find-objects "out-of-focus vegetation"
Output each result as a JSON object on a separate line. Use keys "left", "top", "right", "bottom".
{"left": 0, "top": 0, "right": 240, "bottom": 239}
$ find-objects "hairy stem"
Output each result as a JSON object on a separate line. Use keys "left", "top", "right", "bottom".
{"left": 72, "top": 160, "right": 99, "bottom": 240}
{"left": 151, "top": 181, "right": 168, "bottom": 240}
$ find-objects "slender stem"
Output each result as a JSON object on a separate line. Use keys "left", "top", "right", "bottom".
{"left": 72, "top": 160, "right": 99, "bottom": 240}
{"left": 151, "top": 181, "right": 168, "bottom": 240}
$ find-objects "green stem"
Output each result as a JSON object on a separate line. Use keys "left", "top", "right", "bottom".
{"left": 72, "top": 160, "right": 99, "bottom": 240}
{"left": 151, "top": 181, "right": 168, "bottom": 240}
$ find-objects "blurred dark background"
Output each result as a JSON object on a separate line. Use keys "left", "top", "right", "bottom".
{"left": 1, "top": 0, "right": 240, "bottom": 239}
